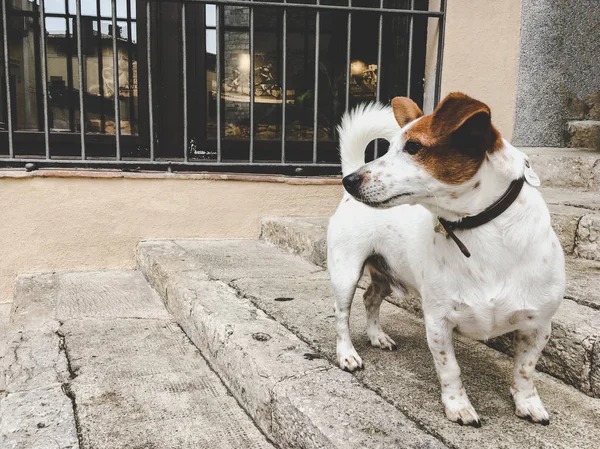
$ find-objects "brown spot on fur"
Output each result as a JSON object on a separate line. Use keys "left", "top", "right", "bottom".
{"left": 450, "top": 192, "right": 458, "bottom": 199}
{"left": 544, "top": 335, "right": 550, "bottom": 340}
{"left": 440, "top": 351, "right": 446, "bottom": 356}
{"left": 443, "top": 383, "right": 449, "bottom": 388}
{"left": 449, "top": 396, "right": 455, "bottom": 400}
{"left": 433, "top": 339, "right": 439, "bottom": 344}
{"left": 519, "top": 369, "right": 526, "bottom": 376}
{"left": 528, "top": 361, "right": 534, "bottom": 366}
{"left": 403, "top": 93, "right": 502, "bottom": 185}
{"left": 473, "top": 181, "right": 481, "bottom": 189}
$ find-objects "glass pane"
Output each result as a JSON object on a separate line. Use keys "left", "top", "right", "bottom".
{"left": 206, "top": 4, "right": 216, "bottom": 28}
{"left": 222, "top": 6, "right": 250, "bottom": 158}
{"left": 44, "top": 0, "right": 66, "bottom": 15}
{"left": 284, "top": 9, "right": 316, "bottom": 150}
{"left": 116, "top": 20, "right": 138, "bottom": 135}
{"left": 254, "top": 7, "right": 282, "bottom": 150}
{"left": 10, "top": 13, "right": 41, "bottom": 131}
{"left": 205, "top": 28, "right": 216, "bottom": 143}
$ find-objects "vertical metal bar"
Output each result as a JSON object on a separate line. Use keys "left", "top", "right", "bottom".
{"left": 281, "top": 2, "right": 287, "bottom": 163}
{"left": 215, "top": 3, "right": 222, "bottom": 162}
{"left": 1, "top": 0, "right": 12, "bottom": 157}
{"left": 111, "top": 0, "right": 121, "bottom": 159}
{"left": 38, "top": 0, "right": 50, "bottom": 158}
{"left": 182, "top": 2, "right": 188, "bottom": 162}
{"left": 406, "top": 0, "right": 414, "bottom": 98}
{"left": 249, "top": 2, "right": 255, "bottom": 163}
{"left": 374, "top": 0, "right": 383, "bottom": 159}
{"left": 75, "top": 0, "right": 86, "bottom": 159}
{"left": 146, "top": 1, "right": 154, "bottom": 160}
{"left": 312, "top": 0, "right": 320, "bottom": 163}
{"left": 434, "top": 0, "right": 446, "bottom": 107}
{"left": 344, "top": 0, "right": 351, "bottom": 112}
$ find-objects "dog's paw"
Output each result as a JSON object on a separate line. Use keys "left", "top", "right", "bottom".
{"left": 368, "top": 332, "right": 397, "bottom": 351}
{"left": 512, "top": 388, "right": 550, "bottom": 425}
{"left": 443, "top": 394, "right": 481, "bottom": 427}
{"left": 337, "top": 348, "right": 364, "bottom": 372}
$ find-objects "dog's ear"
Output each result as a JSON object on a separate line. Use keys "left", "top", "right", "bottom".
{"left": 430, "top": 92, "right": 500, "bottom": 154}
{"left": 391, "top": 97, "right": 423, "bottom": 128}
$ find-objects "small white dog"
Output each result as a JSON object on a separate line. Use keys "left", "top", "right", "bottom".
{"left": 327, "top": 93, "right": 565, "bottom": 427}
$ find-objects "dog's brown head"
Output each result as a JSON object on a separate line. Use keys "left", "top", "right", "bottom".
{"left": 342, "top": 92, "right": 502, "bottom": 208}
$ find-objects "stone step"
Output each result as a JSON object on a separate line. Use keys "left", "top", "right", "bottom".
{"left": 524, "top": 147, "right": 600, "bottom": 190}
{"left": 260, "top": 217, "right": 600, "bottom": 396}
{"left": 1, "top": 270, "right": 274, "bottom": 449}
{"left": 136, "top": 241, "right": 446, "bottom": 449}
{"left": 137, "top": 239, "right": 600, "bottom": 449}
{"left": 566, "top": 121, "right": 600, "bottom": 150}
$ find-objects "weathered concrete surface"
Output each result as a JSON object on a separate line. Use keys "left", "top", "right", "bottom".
{"left": 567, "top": 121, "right": 600, "bottom": 150}
{"left": 0, "top": 384, "right": 79, "bottom": 449}
{"left": 564, "top": 258, "right": 600, "bottom": 309}
{"left": 542, "top": 187, "right": 600, "bottom": 210}
{"left": 6, "top": 270, "right": 274, "bottom": 449}
{"left": 138, "top": 239, "right": 600, "bottom": 449}
{"left": 0, "top": 302, "right": 10, "bottom": 328}
{"left": 525, "top": 147, "right": 600, "bottom": 191}
{"left": 548, "top": 204, "right": 583, "bottom": 254}
{"left": 62, "top": 318, "right": 274, "bottom": 449}
{"left": 576, "top": 213, "right": 600, "bottom": 261}
{"left": 138, "top": 247, "right": 446, "bottom": 449}
{"left": 261, "top": 217, "right": 329, "bottom": 267}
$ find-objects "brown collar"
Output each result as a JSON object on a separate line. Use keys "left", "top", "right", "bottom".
{"left": 437, "top": 177, "right": 526, "bottom": 258}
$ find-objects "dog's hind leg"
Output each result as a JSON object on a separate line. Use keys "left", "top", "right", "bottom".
{"left": 328, "top": 248, "right": 364, "bottom": 372}
{"left": 363, "top": 267, "right": 397, "bottom": 350}
{"left": 511, "top": 322, "right": 551, "bottom": 425}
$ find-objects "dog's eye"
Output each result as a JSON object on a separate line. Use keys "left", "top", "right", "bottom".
{"left": 404, "top": 141, "right": 423, "bottom": 155}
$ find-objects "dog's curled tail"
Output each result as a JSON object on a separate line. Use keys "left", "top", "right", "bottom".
{"left": 338, "top": 102, "right": 399, "bottom": 177}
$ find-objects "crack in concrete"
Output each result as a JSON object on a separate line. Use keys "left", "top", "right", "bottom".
{"left": 56, "top": 322, "right": 84, "bottom": 448}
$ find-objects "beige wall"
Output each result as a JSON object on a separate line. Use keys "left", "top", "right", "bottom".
{"left": 426, "top": 0, "right": 522, "bottom": 140}
{"left": 0, "top": 174, "right": 342, "bottom": 303}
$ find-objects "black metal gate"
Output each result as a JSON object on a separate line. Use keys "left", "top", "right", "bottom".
{"left": 0, "top": 0, "right": 445, "bottom": 175}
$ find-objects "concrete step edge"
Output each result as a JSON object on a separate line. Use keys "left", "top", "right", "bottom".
{"left": 136, "top": 241, "right": 449, "bottom": 449}
{"left": 136, "top": 239, "right": 600, "bottom": 449}
{"left": 260, "top": 217, "right": 600, "bottom": 397}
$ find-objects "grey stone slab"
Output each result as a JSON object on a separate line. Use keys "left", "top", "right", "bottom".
{"left": 174, "top": 238, "right": 329, "bottom": 281}
{"left": 12, "top": 271, "right": 170, "bottom": 327}
{"left": 136, "top": 239, "right": 210, "bottom": 297}
{"left": 548, "top": 204, "right": 582, "bottom": 254}
{"left": 0, "top": 324, "right": 70, "bottom": 394}
{"left": 524, "top": 148, "right": 600, "bottom": 191}
{"left": 232, "top": 276, "right": 600, "bottom": 449}
{"left": 542, "top": 188, "right": 600, "bottom": 210}
{"left": 139, "top": 239, "right": 600, "bottom": 448}
{"left": 567, "top": 121, "right": 600, "bottom": 150}
{"left": 0, "top": 302, "right": 11, "bottom": 328}
{"left": 0, "top": 384, "right": 79, "bottom": 449}
{"left": 564, "top": 257, "right": 600, "bottom": 309}
{"left": 137, "top": 248, "right": 448, "bottom": 448}
{"left": 576, "top": 213, "right": 600, "bottom": 261}
{"left": 62, "top": 318, "right": 273, "bottom": 449}
{"left": 261, "top": 216, "right": 329, "bottom": 267}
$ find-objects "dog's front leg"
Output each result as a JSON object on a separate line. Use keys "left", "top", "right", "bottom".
{"left": 424, "top": 315, "right": 481, "bottom": 427}
{"left": 511, "top": 323, "right": 551, "bottom": 425}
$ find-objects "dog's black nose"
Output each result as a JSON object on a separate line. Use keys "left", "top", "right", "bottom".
{"left": 342, "top": 172, "right": 362, "bottom": 196}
